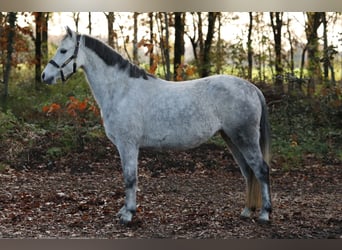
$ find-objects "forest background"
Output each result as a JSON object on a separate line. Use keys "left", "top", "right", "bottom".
{"left": 0, "top": 12, "right": 341, "bottom": 239}
{"left": 0, "top": 11, "right": 341, "bottom": 171}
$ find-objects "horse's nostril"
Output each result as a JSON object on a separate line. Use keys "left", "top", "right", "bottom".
{"left": 41, "top": 72, "right": 45, "bottom": 81}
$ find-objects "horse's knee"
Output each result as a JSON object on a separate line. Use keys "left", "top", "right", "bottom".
{"left": 124, "top": 175, "right": 137, "bottom": 189}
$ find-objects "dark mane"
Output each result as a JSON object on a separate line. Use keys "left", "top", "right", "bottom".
{"left": 83, "top": 35, "right": 154, "bottom": 80}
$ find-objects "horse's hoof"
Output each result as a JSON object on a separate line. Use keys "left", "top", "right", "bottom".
{"left": 240, "top": 207, "right": 252, "bottom": 219}
{"left": 118, "top": 214, "right": 133, "bottom": 225}
{"left": 117, "top": 206, "right": 133, "bottom": 225}
{"left": 257, "top": 213, "right": 271, "bottom": 225}
{"left": 119, "top": 217, "right": 132, "bottom": 225}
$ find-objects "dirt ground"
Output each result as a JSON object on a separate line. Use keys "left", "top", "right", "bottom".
{"left": 0, "top": 141, "right": 341, "bottom": 239}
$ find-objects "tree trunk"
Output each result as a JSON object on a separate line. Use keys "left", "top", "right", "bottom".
{"left": 201, "top": 12, "right": 218, "bottom": 77}
{"left": 173, "top": 12, "right": 185, "bottom": 80}
{"left": 34, "top": 12, "right": 42, "bottom": 85}
{"left": 198, "top": 12, "right": 204, "bottom": 69}
{"left": 247, "top": 12, "right": 253, "bottom": 80}
{"left": 148, "top": 12, "right": 154, "bottom": 68}
{"left": 321, "top": 13, "right": 336, "bottom": 87}
{"left": 270, "top": 12, "right": 283, "bottom": 93}
{"left": 42, "top": 13, "right": 49, "bottom": 67}
{"left": 305, "top": 12, "right": 323, "bottom": 97}
{"left": 72, "top": 12, "right": 80, "bottom": 33}
{"left": 163, "top": 12, "right": 171, "bottom": 80}
{"left": 88, "top": 12, "right": 92, "bottom": 35}
{"left": 215, "top": 12, "right": 223, "bottom": 74}
{"left": 186, "top": 12, "right": 198, "bottom": 61}
{"left": 299, "top": 45, "right": 307, "bottom": 93}
{"left": 286, "top": 17, "right": 294, "bottom": 76}
{"left": 133, "top": 12, "right": 139, "bottom": 64}
{"left": 0, "top": 12, "right": 3, "bottom": 78}
{"left": 105, "top": 12, "right": 115, "bottom": 49}
{"left": 3, "top": 12, "right": 16, "bottom": 107}
{"left": 286, "top": 16, "right": 295, "bottom": 93}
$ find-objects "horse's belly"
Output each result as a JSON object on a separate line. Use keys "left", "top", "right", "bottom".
{"left": 140, "top": 119, "right": 220, "bottom": 150}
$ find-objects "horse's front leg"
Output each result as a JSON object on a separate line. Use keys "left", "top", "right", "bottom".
{"left": 116, "top": 143, "right": 139, "bottom": 224}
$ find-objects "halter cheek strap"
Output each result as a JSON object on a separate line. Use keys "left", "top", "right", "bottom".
{"left": 48, "top": 34, "right": 81, "bottom": 82}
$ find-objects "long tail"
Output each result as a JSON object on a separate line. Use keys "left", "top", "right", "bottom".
{"left": 258, "top": 90, "right": 271, "bottom": 166}
{"left": 246, "top": 90, "right": 271, "bottom": 210}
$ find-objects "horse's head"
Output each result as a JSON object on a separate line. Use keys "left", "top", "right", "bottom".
{"left": 42, "top": 26, "right": 81, "bottom": 84}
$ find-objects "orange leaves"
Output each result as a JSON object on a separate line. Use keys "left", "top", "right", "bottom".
{"left": 42, "top": 103, "right": 61, "bottom": 115}
{"left": 42, "top": 96, "right": 100, "bottom": 124}
{"left": 66, "top": 96, "right": 89, "bottom": 117}
{"left": 175, "top": 63, "right": 196, "bottom": 81}
{"left": 137, "top": 38, "right": 154, "bottom": 56}
{"left": 137, "top": 37, "right": 198, "bottom": 80}
{"left": 42, "top": 97, "right": 101, "bottom": 151}
{"left": 148, "top": 54, "right": 159, "bottom": 75}
{"left": 137, "top": 38, "right": 159, "bottom": 75}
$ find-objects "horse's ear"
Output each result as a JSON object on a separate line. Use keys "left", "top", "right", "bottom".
{"left": 65, "top": 26, "right": 74, "bottom": 38}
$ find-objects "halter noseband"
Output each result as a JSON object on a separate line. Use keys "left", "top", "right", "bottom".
{"left": 48, "top": 34, "right": 81, "bottom": 82}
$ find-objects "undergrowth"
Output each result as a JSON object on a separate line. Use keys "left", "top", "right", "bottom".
{"left": 0, "top": 73, "right": 341, "bottom": 170}
{"left": 269, "top": 93, "right": 342, "bottom": 170}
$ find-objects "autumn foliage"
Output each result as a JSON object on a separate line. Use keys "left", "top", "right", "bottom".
{"left": 42, "top": 96, "right": 100, "bottom": 126}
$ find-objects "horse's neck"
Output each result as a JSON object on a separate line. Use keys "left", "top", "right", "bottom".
{"left": 81, "top": 50, "right": 129, "bottom": 110}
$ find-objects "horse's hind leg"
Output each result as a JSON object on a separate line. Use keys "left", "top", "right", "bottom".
{"left": 221, "top": 131, "right": 257, "bottom": 219}
{"left": 239, "top": 143, "right": 271, "bottom": 222}
{"left": 222, "top": 130, "right": 272, "bottom": 222}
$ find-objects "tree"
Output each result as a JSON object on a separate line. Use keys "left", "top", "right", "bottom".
{"left": 285, "top": 14, "right": 297, "bottom": 93}
{"left": 247, "top": 12, "right": 253, "bottom": 80}
{"left": 186, "top": 12, "right": 199, "bottom": 62}
{"left": 186, "top": 12, "right": 218, "bottom": 77}
{"left": 270, "top": 12, "right": 284, "bottom": 93}
{"left": 253, "top": 12, "right": 269, "bottom": 83}
{"left": 104, "top": 12, "right": 115, "bottom": 48}
{"left": 305, "top": 12, "right": 324, "bottom": 97}
{"left": 88, "top": 12, "right": 92, "bottom": 35}
{"left": 72, "top": 12, "right": 80, "bottom": 33}
{"left": 321, "top": 12, "right": 337, "bottom": 86}
{"left": 0, "top": 12, "right": 31, "bottom": 93}
{"left": 34, "top": 12, "right": 42, "bottom": 85}
{"left": 214, "top": 12, "right": 223, "bottom": 75}
{"left": 162, "top": 12, "right": 171, "bottom": 80}
{"left": 2, "top": 12, "right": 16, "bottom": 107}
{"left": 33, "top": 12, "right": 49, "bottom": 85}
{"left": 148, "top": 12, "right": 154, "bottom": 68}
{"left": 117, "top": 13, "right": 132, "bottom": 61}
{"left": 133, "top": 12, "right": 139, "bottom": 64}
{"left": 173, "top": 12, "right": 185, "bottom": 80}
{"left": 41, "top": 13, "right": 49, "bottom": 67}
{"left": 201, "top": 12, "right": 218, "bottom": 77}
{"left": 186, "top": 12, "right": 219, "bottom": 77}
{"left": 153, "top": 12, "right": 171, "bottom": 80}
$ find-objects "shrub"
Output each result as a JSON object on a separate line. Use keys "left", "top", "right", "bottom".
{"left": 42, "top": 96, "right": 101, "bottom": 152}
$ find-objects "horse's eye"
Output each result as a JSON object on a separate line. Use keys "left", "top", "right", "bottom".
{"left": 60, "top": 49, "right": 67, "bottom": 54}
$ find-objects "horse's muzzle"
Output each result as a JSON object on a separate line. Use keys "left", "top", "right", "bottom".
{"left": 41, "top": 72, "right": 55, "bottom": 84}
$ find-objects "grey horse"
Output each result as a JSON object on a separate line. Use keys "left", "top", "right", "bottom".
{"left": 42, "top": 27, "right": 272, "bottom": 224}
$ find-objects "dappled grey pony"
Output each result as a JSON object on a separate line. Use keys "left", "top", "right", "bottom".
{"left": 42, "top": 27, "right": 272, "bottom": 224}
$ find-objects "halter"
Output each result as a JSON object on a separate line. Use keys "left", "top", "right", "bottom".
{"left": 48, "top": 34, "right": 81, "bottom": 82}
